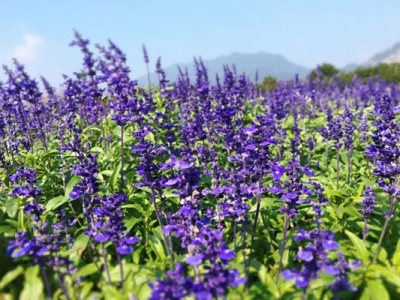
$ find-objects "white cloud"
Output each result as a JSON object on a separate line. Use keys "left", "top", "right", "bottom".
{"left": 12, "top": 34, "right": 43, "bottom": 62}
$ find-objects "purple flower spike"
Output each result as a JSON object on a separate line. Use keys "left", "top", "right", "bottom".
{"left": 220, "top": 249, "right": 236, "bottom": 261}
{"left": 297, "top": 249, "right": 314, "bottom": 262}
{"left": 186, "top": 255, "right": 203, "bottom": 266}
{"left": 323, "top": 240, "right": 339, "bottom": 251}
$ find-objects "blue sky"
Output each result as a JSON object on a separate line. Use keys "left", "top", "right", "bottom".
{"left": 1, "top": 0, "right": 399, "bottom": 87}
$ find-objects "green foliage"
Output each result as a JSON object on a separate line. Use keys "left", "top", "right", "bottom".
{"left": 257, "top": 76, "right": 278, "bottom": 92}
{"left": 309, "top": 63, "right": 340, "bottom": 80}
{"left": 339, "top": 63, "right": 400, "bottom": 83}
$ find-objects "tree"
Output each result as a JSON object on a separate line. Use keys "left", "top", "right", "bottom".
{"left": 309, "top": 63, "right": 340, "bottom": 80}
{"left": 258, "top": 76, "right": 278, "bottom": 92}
{"left": 338, "top": 63, "right": 400, "bottom": 84}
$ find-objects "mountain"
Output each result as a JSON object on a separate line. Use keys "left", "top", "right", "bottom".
{"left": 136, "top": 52, "right": 310, "bottom": 86}
{"left": 366, "top": 41, "right": 400, "bottom": 65}
{"left": 342, "top": 41, "right": 400, "bottom": 72}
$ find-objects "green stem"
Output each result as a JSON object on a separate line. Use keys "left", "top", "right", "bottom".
{"left": 347, "top": 150, "right": 351, "bottom": 185}
{"left": 276, "top": 214, "right": 290, "bottom": 284}
{"left": 372, "top": 192, "right": 396, "bottom": 264}
{"left": 102, "top": 244, "right": 112, "bottom": 285}
{"left": 336, "top": 149, "right": 340, "bottom": 189}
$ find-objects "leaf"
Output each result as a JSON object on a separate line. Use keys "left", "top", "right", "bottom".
{"left": 45, "top": 196, "right": 69, "bottom": 211}
{"left": 125, "top": 218, "right": 141, "bottom": 233}
{"left": 83, "top": 125, "right": 103, "bottom": 134}
{"left": 18, "top": 209, "right": 25, "bottom": 231}
{"left": 392, "top": 240, "right": 400, "bottom": 273}
{"left": 70, "top": 233, "right": 90, "bottom": 262}
{"left": 112, "top": 125, "right": 122, "bottom": 138}
{"left": 101, "top": 170, "right": 113, "bottom": 177}
{"left": 102, "top": 285, "right": 125, "bottom": 300}
{"left": 0, "top": 225, "right": 16, "bottom": 234}
{"left": 65, "top": 176, "right": 81, "bottom": 197}
{"left": 20, "top": 266, "right": 43, "bottom": 300}
{"left": 91, "top": 147, "right": 104, "bottom": 154}
{"left": 337, "top": 206, "right": 363, "bottom": 218}
{"left": 79, "top": 282, "right": 93, "bottom": 299}
{"left": 149, "top": 234, "right": 166, "bottom": 261}
{"left": 366, "top": 279, "right": 389, "bottom": 300}
{"left": 345, "top": 230, "right": 370, "bottom": 265}
{"left": 133, "top": 283, "right": 152, "bottom": 300}
{"left": 41, "top": 149, "right": 60, "bottom": 161}
{"left": 0, "top": 266, "right": 24, "bottom": 290}
{"left": 6, "top": 198, "right": 18, "bottom": 218}
{"left": 122, "top": 204, "right": 145, "bottom": 214}
{"left": 369, "top": 265, "right": 400, "bottom": 286}
{"left": 257, "top": 265, "right": 279, "bottom": 298}
{"left": 109, "top": 162, "right": 122, "bottom": 192}
{"left": 249, "top": 198, "right": 276, "bottom": 212}
{"left": 77, "top": 263, "right": 99, "bottom": 277}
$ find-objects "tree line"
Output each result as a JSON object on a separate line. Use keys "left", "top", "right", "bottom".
{"left": 257, "top": 62, "right": 400, "bottom": 92}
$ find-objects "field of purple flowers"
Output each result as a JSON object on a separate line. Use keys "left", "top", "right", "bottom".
{"left": 0, "top": 31, "right": 400, "bottom": 300}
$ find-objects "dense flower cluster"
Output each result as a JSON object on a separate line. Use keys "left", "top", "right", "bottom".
{"left": 2, "top": 30, "right": 397, "bottom": 300}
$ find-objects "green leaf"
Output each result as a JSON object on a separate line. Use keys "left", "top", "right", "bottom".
{"left": 20, "top": 266, "right": 43, "bottom": 300}
{"left": 65, "top": 176, "right": 81, "bottom": 197}
{"left": 392, "top": 240, "right": 400, "bottom": 273}
{"left": 369, "top": 265, "right": 400, "bottom": 286}
{"left": 366, "top": 279, "right": 389, "bottom": 300}
{"left": 133, "top": 283, "right": 152, "bottom": 300}
{"left": 125, "top": 218, "right": 141, "bottom": 233}
{"left": 102, "top": 285, "right": 125, "bottom": 300}
{"left": 91, "top": 147, "right": 104, "bottom": 154}
{"left": 112, "top": 125, "right": 122, "bottom": 138}
{"left": 70, "top": 233, "right": 90, "bottom": 262}
{"left": 0, "top": 225, "right": 16, "bottom": 234}
{"left": 109, "top": 162, "right": 122, "bottom": 192}
{"left": 0, "top": 266, "right": 24, "bottom": 290}
{"left": 345, "top": 230, "right": 370, "bottom": 265}
{"left": 249, "top": 198, "right": 276, "bottom": 212}
{"left": 149, "top": 234, "right": 166, "bottom": 261}
{"left": 41, "top": 149, "right": 60, "bottom": 161}
{"left": 79, "top": 282, "right": 93, "bottom": 299}
{"left": 6, "top": 198, "right": 18, "bottom": 218}
{"left": 83, "top": 125, "right": 103, "bottom": 134}
{"left": 45, "top": 195, "right": 69, "bottom": 211}
{"left": 77, "top": 263, "right": 99, "bottom": 277}
{"left": 101, "top": 170, "right": 114, "bottom": 177}
{"left": 337, "top": 206, "right": 363, "bottom": 218}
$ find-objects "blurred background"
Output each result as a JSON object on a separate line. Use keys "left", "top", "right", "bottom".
{"left": 1, "top": 0, "right": 400, "bottom": 88}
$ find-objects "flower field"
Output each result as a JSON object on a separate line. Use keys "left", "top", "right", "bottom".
{"left": 1, "top": 31, "right": 400, "bottom": 300}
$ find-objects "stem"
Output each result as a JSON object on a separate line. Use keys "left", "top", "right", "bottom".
{"left": 325, "top": 143, "right": 329, "bottom": 167}
{"left": 245, "top": 178, "right": 262, "bottom": 282}
{"left": 364, "top": 140, "right": 370, "bottom": 172}
{"left": 362, "top": 217, "right": 368, "bottom": 244}
{"left": 102, "top": 122, "right": 107, "bottom": 153}
{"left": 276, "top": 214, "right": 290, "bottom": 284}
{"left": 233, "top": 222, "right": 237, "bottom": 252}
{"left": 56, "top": 271, "right": 71, "bottom": 300}
{"left": 41, "top": 266, "right": 52, "bottom": 299}
{"left": 18, "top": 100, "right": 34, "bottom": 150}
{"left": 372, "top": 192, "right": 396, "bottom": 264}
{"left": 150, "top": 188, "right": 173, "bottom": 262}
{"left": 120, "top": 126, "right": 124, "bottom": 192}
{"left": 34, "top": 108, "right": 48, "bottom": 151}
{"left": 117, "top": 253, "right": 124, "bottom": 291}
{"left": 146, "top": 63, "right": 152, "bottom": 96}
{"left": 102, "top": 244, "right": 112, "bottom": 285}
{"left": 336, "top": 148, "right": 340, "bottom": 189}
{"left": 261, "top": 211, "right": 275, "bottom": 253}
{"left": 347, "top": 149, "right": 351, "bottom": 185}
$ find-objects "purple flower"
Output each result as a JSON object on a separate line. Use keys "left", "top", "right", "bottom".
{"left": 186, "top": 255, "right": 203, "bottom": 266}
